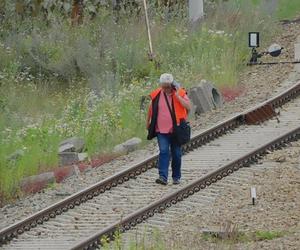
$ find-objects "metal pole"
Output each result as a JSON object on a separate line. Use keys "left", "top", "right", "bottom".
{"left": 142, "top": 0, "right": 154, "bottom": 59}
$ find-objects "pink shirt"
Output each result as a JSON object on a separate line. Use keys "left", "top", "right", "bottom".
{"left": 155, "top": 91, "right": 189, "bottom": 134}
{"left": 156, "top": 92, "right": 173, "bottom": 133}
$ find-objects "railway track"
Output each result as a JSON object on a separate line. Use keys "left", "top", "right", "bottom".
{"left": 118, "top": 144, "right": 299, "bottom": 249}
{"left": 0, "top": 82, "right": 300, "bottom": 250}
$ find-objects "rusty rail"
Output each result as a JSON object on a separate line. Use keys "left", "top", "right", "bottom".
{"left": 71, "top": 126, "right": 300, "bottom": 250}
{"left": 0, "top": 81, "right": 299, "bottom": 246}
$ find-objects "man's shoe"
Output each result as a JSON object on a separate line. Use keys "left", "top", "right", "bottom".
{"left": 155, "top": 177, "right": 167, "bottom": 185}
{"left": 173, "top": 179, "right": 180, "bottom": 185}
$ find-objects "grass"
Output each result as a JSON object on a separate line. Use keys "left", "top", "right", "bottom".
{"left": 202, "top": 230, "right": 284, "bottom": 244}
{"left": 235, "top": 0, "right": 300, "bottom": 19}
{"left": 100, "top": 228, "right": 169, "bottom": 250}
{"left": 94, "top": 226, "right": 286, "bottom": 249}
{"left": 0, "top": 0, "right": 291, "bottom": 202}
{"left": 277, "top": 0, "right": 300, "bottom": 19}
{"left": 254, "top": 230, "right": 284, "bottom": 241}
{"left": 202, "top": 228, "right": 285, "bottom": 244}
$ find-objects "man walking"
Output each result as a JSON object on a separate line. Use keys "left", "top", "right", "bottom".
{"left": 146, "top": 73, "right": 191, "bottom": 185}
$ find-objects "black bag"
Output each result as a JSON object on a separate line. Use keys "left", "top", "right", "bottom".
{"left": 164, "top": 92, "right": 191, "bottom": 146}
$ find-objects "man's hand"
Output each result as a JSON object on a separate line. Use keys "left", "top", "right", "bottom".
{"left": 175, "top": 91, "right": 191, "bottom": 111}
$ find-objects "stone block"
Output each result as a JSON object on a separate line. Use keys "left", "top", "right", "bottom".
{"left": 58, "top": 143, "right": 75, "bottom": 153}
{"left": 113, "top": 144, "right": 127, "bottom": 155}
{"left": 78, "top": 152, "right": 88, "bottom": 162}
{"left": 113, "top": 137, "right": 142, "bottom": 154}
{"left": 21, "top": 172, "right": 55, "bottom": 193}
{"left": 59, "top": 152, "right": 79, "bottom": 166}
{"left": 123, "top": 137, "right": 142, "bottom": 152}
{"left": 188, "top": 80, "right": 223, "bottom": 115}
{"left": 21, "top": 172, "right": 55, "bottom": 186}
{"left": 59, "top": 137, "right": 85, "bottom": 153}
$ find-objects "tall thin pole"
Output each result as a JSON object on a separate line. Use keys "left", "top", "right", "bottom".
{"left": 143, "top": 0, "right": 154, "bottom": 59}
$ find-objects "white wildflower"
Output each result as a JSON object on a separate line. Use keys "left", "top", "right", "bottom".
{"left": 215, "top": 30, "right": 225, "bottom": 35}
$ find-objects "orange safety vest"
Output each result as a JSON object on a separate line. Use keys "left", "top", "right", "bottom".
{"left": 149, "top": 87, "right": 188, "bottom": 125}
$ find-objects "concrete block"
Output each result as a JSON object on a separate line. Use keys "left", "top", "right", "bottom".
{"left": 78, "top": 152, "right": 88, "bottom": 162}
{"left": 59, "top": 137, "right": 85, "bottom": 153}
{"left": 21, "top": 172, "right": 55, "bottom": 193}
{"left": 201, "top": 80, "right": 223, "bottom": 109}
{"left": 188, "top": 80, "right": 223, "bottom": 115}
{"left": 58, "top": 143, "right": 75, "bottom": 153}
{"left": 21, "top": 172, "right": 55, "bottom": 186}
{"left": 113, "top": 144, "right": 127, "bottom": 155}
{"left": 189, "top": 87, "right": 207, "bottom": 114}
{"left": 59, "top": 152, "right": 79, "bottom": 166}
{"left": 113, "top": 137, "right": 142, "bottom": 154}
{"left": 123, "top": 137, "right": 142, "bottom": 152}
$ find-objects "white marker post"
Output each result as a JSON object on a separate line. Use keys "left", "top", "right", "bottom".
{"left": 142, "top": 0, "right": 154, "bottom": 59}
{"left": 250, "top": 187, "right": 257, "bottom": 205}
{"left": 189, "top": 0, "right": 204, "bottom": 23}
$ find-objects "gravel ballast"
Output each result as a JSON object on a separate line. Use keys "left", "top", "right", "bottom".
{"left": 157, "top": 141, "right": 300, "bottom": 250}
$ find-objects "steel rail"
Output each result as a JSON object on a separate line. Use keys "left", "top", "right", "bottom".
{"left": 0, "top": 82, "right": 299, "bottom": 246}
{"left": 71, "top": 126, "right": 300, "bottom": 250}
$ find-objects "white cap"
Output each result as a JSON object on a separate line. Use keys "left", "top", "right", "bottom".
{"left": 159, "top": 73, "right": 174, "bottom": 85}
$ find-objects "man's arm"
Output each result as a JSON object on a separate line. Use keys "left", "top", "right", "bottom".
{"left": 175, "top": 92, "right": 191, "bottom": 111}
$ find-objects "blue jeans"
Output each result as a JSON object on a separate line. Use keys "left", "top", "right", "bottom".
{"left": 157, "top": 133, "right": 182, "bottom": 182}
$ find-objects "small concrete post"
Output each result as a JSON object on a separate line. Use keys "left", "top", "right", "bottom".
{"left": 189, "top": 0, "right": 204, "bottom": 22}
{"left": 250, "top": 187, "right": 257, "bottom": 205}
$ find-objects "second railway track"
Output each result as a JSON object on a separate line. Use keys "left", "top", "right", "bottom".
{"left": 0, "top": 82, "right": 300, "bottom": 250}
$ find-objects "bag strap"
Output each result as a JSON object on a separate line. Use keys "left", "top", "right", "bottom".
{"left": 163, "top": 92, "right": 177, "bottom": 126}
